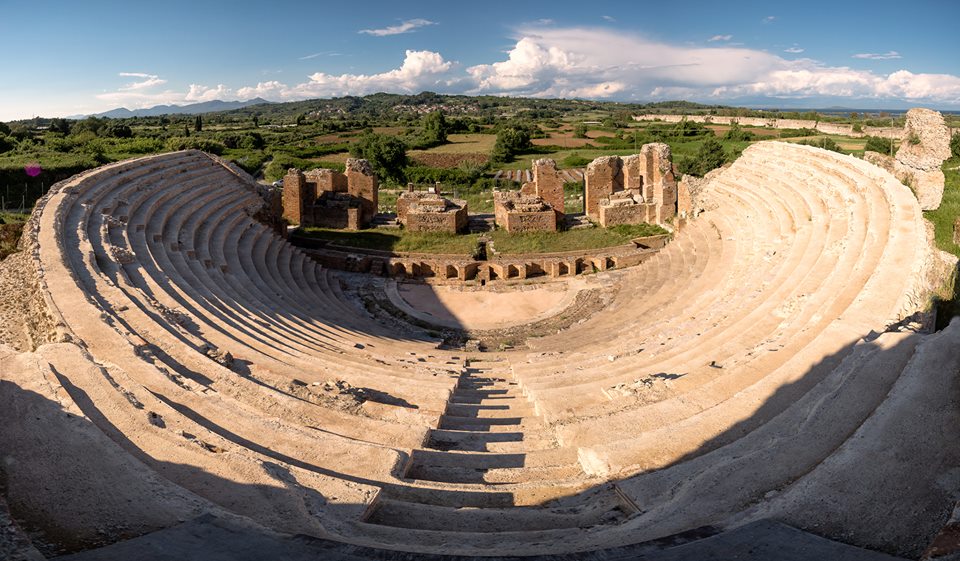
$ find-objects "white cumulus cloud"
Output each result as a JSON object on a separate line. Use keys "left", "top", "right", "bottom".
{"left": 185, "top": 84, "right": 232, "bottom": 102}
{"left": 116, "top": 72, "right": 166, "bottom": 91}
{"left": 359, "top": 18, "right": 435, "bottom": 36}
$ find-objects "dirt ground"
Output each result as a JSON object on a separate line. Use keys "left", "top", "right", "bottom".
{"left": 396, "top": 283, "right": 574, "bottom": 330}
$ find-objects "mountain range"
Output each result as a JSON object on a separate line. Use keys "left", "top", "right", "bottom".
{"left": 74, "top": 98, "right": 271, "bottom": 119}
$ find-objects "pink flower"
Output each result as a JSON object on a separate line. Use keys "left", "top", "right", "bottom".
{"left": 25, "top": 163, "right": 42, "bottom": 177}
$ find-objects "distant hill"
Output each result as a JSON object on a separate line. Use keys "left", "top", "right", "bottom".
{"left": 87, "top": 98, "right": 271, "bottom": 118}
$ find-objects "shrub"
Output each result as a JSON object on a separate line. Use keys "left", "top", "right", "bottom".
{"left": 108, "top": 123, "right": 133, "bottom": 138}
{"left": 723, "top": 123, "right": 755, "bottom": 142}
{"left": 951, "top": 133, "right": 960, "bottom": 159}
{"left": 563, "top": 153, "right": 591, "bottom": 167}
{"left": 573, "top": 123, "right": 588, "bottom": 138}
{"left": 797, "top": 137, "right": 842, "bottom": 153}
{"left": 685, "top": 137, "right": 727, "bottom": 177}
{"left": 263, "top": 154, "right": 343, "bottom": 182}
{"left": 0, "top": 135, "right": 14, "bottom": 154}
{"left": 164, "top": 137, "right": 226, "bottom": 155}
{"left": 779, "top": 128, "right": 816, "bottom": 138}
{"left": 491, "top": 126, "right": 532, "bottom": 164}
{"left": 864, "top": 136, "right": 894, "bottom": 155}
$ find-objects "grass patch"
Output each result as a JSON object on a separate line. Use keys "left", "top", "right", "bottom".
{"left": 296, "top": 221, "right": 669, "bottom": 256}
{"left": 0, "top": 212, "right": 30, "bottom": 224}
{"left": 297, "top": 227, "right": 480, "bottom": 255}
{"left": 922, "top": 159, "right": 960, "bottom": 328}
{"left": 0, "top": 213, "right": 28, "bottom": 259}
{"left": 924, "top": 158, "right": 960, "bottom": 257}
{"left": 490, "top": 223, "right": 668, "bottom": 254}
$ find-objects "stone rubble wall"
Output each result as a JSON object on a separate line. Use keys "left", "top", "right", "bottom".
{"left": 633, "top": 114, "right": 903, "bottom": 139}
{"left": 864, "top": 108, "right": 952, "bottom": 210}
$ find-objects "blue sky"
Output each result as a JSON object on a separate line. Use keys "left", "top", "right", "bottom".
{"left": 1, "top": 0, "right": 958, "bottom": 120}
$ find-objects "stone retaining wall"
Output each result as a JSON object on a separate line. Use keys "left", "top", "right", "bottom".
{"left": 291, "top": 234, "right": 669, "bottom": 284}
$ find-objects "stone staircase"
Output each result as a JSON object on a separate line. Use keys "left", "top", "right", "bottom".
{"left": 369, "top": 212, "right": 399, "bottom": 229}
{"left": 364, "top": 358, "right": 625, "bottom": 533}
{"left": 467, "top": 213, "right": 495, "bottom": 233}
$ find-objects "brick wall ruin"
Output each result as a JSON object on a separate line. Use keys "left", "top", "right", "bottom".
{"left": 530, "top": 159, "right": 565, "bottom": 214}
{"left": 281, "top": 159, "right": 378, "bottom": 230}
{"left": 585, "top": 144, "right": 677, "bottom": 228}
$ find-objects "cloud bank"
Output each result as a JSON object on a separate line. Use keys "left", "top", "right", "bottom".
{"left": 94, "top": 27, "right": 960, "bottom": 111}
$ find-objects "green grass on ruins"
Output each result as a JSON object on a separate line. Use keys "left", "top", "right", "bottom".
{"left": 924, "top": 157, "right": 960, "bottom": 257}
{"left": 295, "top": 222, "right": 669, "bottom": 256}
{"left": 489, "top": 223, "right": 668, "bottom": 254}
{"left": 297, "top": 227, "right": 481, "bottom": 254}
{"left": 923, "top": 158, "right": 960, "bottom": 328}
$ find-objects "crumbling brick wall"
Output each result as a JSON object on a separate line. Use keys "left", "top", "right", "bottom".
{"left": 586, "top": 144, "right": 678, "bottom": 227}
{"left": 282, "top": 159, "right": 378, "bottom": 229}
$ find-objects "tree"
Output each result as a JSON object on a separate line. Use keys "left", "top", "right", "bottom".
{"left": 108, "top": 123, "right": 133, "bottom": 138}
{"left": 195, "top": 115, "right": 203, "bottom": 133}
{"left": 0, "top": 121, "right": 9, "bottom": 136}
{"left": 48, "top": 118, "right": 71, "bottom": 135}
{"left": 689, "top": 138, "right": 726, "bottom": 177}
{"left": 865, "top": 136, "right": 894, "bottom": 155}
{"left": 952, "top": 133, "right": 960, "bottom": 159}
{"left": 491, "top": 126, "right": 532, "bottom": 164}
{"left": 0, "top": 134, "right": 15, "bottom": 154}
{"left": 723, "top": 123, "right": 755, "bottom": 142}
{"left": 419, "top": 110, "right": 449, "bottom": 147}
{"left": 350, "top": 132, "right": 408, "bottom": 184}
{"left": 184, "top": 124, "right": 190, "bottom": 137}
{"left": 72, "top": 117, "right": 105, "bottom": 136}
{"left": 252, "top": 115, "right": 259, "bottom": 128}
{"left": 573, "top": 123, "right": 588, "bottom": 138}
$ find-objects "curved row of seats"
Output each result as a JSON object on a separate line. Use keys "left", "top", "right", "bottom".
{"left": 29, "top": 143, "right": 932, "bottom": 555}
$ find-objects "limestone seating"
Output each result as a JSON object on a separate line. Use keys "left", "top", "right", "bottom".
{"left": 529, "top": 144, "right": 924, "bottom": 472}
{"left": 516, "top": 142, "right": 892, "bottom": 400}
{"left": 112, "top": 173, "right": 458, "bottom": 410}
{"left": 510, "top": 144, "right": 916, "bottom": 434}
{"left": 43, "top": 153, "right": 616, "bottom": 544}
{"left": 39, "top": 156, "right": 477, "bottom": 520}
{"left": 18, "top": 141, "right": 936, "bottom": 556}
{"left": 517, "top": 165, "right": 840, "bottom": 407}
{"left": 104, "top": 173, "right": 454, "bottom": 422}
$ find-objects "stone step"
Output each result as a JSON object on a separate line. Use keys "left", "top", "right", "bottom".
{"left": 406, "top": 461, "right": 582, "bottom": 485}
{"left": 364, "top": 497, "right": 621, "bottom": 533}
{"left": 426, "top": 428, "right": 558, "bottom": 453}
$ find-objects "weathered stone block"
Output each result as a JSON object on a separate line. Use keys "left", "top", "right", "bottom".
{"left": 896, "top": 108, "right": 951, "bottom": 171}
